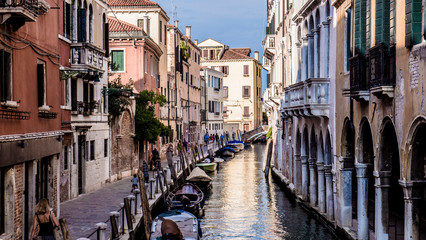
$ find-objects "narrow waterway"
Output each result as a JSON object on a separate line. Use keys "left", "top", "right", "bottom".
{"left": 200, "top": 143, "right": 337, "bottom": 240}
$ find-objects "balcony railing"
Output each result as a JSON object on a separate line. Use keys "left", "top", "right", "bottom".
{"left": 368, "top": 43, "right": 395, "bottom": 98}
{"left": 0, "top": 0, "right": 39, "bottom": 28}
{"left": 282, "top": 78, "right": 330, "bottom": 117}
{"left": 71, "top": 43, "right": 105, "bottom": 72}
{"left": 345, "top": 43, "right": 395, "bottom": 100}
{"left": 71, "top": 101, "right": 99, "bottom": 115}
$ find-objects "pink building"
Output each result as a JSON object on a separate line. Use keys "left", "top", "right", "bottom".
{"left": 109, "top": 17, "right": 162, "bottom": 93}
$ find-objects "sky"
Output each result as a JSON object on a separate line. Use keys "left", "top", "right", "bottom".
{"left": 155, "top": 0, "right": 268, "bottom": 91}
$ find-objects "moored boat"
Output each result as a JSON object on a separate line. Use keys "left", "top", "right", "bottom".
{"left": 195, "top": 162, "right": 217, "bottom": 172}
{"left": 186, "top": 167, "right": 213, "bottom": 192}
{"left": 218, "top": 146, "right": 236, "bottom": 157}
{"left": 150, "top": 210, "right": 201, "bottom": 240}
{"left": 166, "top": 183, "right": 204, "bottom": 218}
{"left": 227, "top": 140, "right": 244, "bottom": 151}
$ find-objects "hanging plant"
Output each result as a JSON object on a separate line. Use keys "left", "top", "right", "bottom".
{"left": 180, "top": 41, "right": 189, "bottom": 61}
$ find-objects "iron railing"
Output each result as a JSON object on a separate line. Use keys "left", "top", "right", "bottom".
{"left": 0, "top": 0, "right": 39, "bottom": 17}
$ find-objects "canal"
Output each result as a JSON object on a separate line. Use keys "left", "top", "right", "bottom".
{"left": 200, "top": 143, "right": 338, "bottom": 240}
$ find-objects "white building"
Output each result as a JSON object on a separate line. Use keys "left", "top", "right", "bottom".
{"left": 200, "top": 68, "right": 225, "bottom": 137}
{"left": 198, "top": 39, "right": 262, "bottom": 134}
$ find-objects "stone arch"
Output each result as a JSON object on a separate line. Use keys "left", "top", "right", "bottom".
{"left": 324, "top": 128, "right": 334, "bottom": 220}
{"left": 341, "top": 117, "right": 356, "bottom": 227}
{"left": 295, "top": 128, "right": 302, "bottom": 195}
{"left": 309, "top": 125, "right": 318, "bottom": 205}
{"left": 402, "top": 116, "right": 426, "bottom": 239}
{"left": 301, "top": 125, "right": 310, "bottom": 201}
{"left": 376, "top": 117, "right": 404, "bottom": 239}
{"left": 356, "top": 118, "right": 375, "bottom": 239}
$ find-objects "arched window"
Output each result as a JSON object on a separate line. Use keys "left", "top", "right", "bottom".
{"left": 77, "top": 0, "right": 87, "bottom": 42}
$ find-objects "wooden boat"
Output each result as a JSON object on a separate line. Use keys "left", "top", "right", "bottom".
{"left": 166, "top": 183, "right": 204, "bottom": 217}
{"left": 150, "top": 210, "right": 201, "bottom": 240}
{"left": 227, "top": 144, "right": 241, "bottom": 152}
{"left": 196, "top": 162, "right": 217, "bottom": 172}
{"left": 218, "top": 146, "right": 235, "bottom": 157}
{"left": 228, "top": 140, "right": 245, "bottom": 151}
{"left": 186, "top": 167, "right": 212, "bottom": 192}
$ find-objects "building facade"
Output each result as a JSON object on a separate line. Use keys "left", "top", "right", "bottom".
{"left": 198, "top": 39, "right": 262, "bottom": 134}
{"left": 200, "top": 67, "right": 225, "bottom": 137}
{"left": 268, "top": 0, "right": 426, "bottom": 239}
{"left": 108, "top": 16, "right": 162, "bottom": 179}
{"left": 0, "top": 1, "right": 62, "bottom": 238}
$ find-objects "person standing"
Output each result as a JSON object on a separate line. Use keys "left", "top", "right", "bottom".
{"left": 30, "top": 198, "right": 60, "bottom": 240}
{"left": 183, "top": 139, "right": 188, "bottom": 152}
{"left": 131, "top": 174, "right": 138, "bottom": 192}
{"left": 151, "top": 148, "right": 159, "bottom": 170}
{"left": 204, "top": 132, "right": 209, "bottom": 146}
{"left": 142, "top": 160, "right": 149, "bottom": 183}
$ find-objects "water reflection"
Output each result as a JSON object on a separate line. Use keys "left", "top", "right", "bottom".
{"left": 200, "top": 144, "right": 337, "bottom": 240}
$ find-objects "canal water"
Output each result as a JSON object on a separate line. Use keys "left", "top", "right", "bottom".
{"left": 200, "top": 143, "right": 337, "bottom": 240}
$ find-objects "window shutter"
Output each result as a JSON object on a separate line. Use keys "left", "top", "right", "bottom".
{"left": 248, "top": 86, "right": 251, "bottom": 97}
{"left": 244, "top": 65, "right": 249, "bottom": 75}
{"left": 37, "top": 63, "right": 44, "bottom": 107}
{"left": 104, "top": 23, "right": 109, "bottom": 57}
{"left": 81, "top": 8, "right": 87, "bottom": 42}
{"left": 244, "top": 106, "right": 249, "bottom": 116}
{"left": 405, "top": 0, "right": 422, "bottom": 47}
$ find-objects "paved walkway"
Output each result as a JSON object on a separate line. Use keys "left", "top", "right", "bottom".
{"left": 60, "top": 143, "right": 222, "bottom": 239}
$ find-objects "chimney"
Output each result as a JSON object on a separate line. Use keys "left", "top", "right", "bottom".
{"left": 174, "top": 20, "right": 179, "bottom": 28}
{"left": 194, "top": 39, "right": 198, "bottom": 45}
{"left": 254, "top": 51, "right": 259, "bottom": 61}
{"left": 186, "top": 26, "right": 191, "bottom": 40}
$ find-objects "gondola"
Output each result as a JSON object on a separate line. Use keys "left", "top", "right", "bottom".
{"left": 186, "top": 167, "right": 213, "bottom": 193}
{"left": 166, "top": 183, "right": 204, "bottom": 218}
{"left": 150, "top": 210, "right": 201, "bottom": 240}
{"left": 218, "top": 146, "right": 236, "bottom": 157}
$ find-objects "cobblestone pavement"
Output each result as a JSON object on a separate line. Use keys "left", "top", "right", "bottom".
{"left": 59, "top": 143, "right": 221, "bottom": 239}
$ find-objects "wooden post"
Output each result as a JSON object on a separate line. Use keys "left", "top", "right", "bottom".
{"left": 179, "top": 151, "right": 187, "bottom": 180}
{"left": 264, "top": 139, "right": 274, "bottom": 178}
{"left": 59, "top": 218, "right": 71, "bottom": 240}
{"left": 124, "top": 198, "right": 133, "bottom": 231}
{"left": 197, "top": 144, "right": 202, "bottom": 162}
{"left": 109, "top": 214, "right": 119, "bottom": 240}
{"left": 182, "top": 151, "right": 191, "bottom": 175}
{"left": 200, "top": 144, "right": 205, "bottom": 160}
{"left": 156, "top": 168, "right": 166, "bottom": 207}
{"left": 162, "top": 169, "right": 169, "bottom": 193}
{"left": 190, "top": 145, "right": 197, "bottom": 168}
{"left": 137, "top": 170, "right": 152, "bottom": 240}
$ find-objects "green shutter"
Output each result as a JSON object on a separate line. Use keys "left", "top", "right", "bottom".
{"left": 354, "top": 0, "right": 367, "bottom": 54}
{"left": 405, "top": 0, "right": 422, "bottom": 47}
{"left": 111, "top": 50, "right": 124, "bottom": 71}
{"left": 375, "top": 0, "right": 390, "bottom": 45}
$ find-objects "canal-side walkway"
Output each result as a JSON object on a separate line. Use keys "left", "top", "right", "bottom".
{"left": 60, "top": 143, "right": 221, "bottom": 239}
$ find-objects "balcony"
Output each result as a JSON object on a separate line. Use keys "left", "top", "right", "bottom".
{"left": 344, "top": 43, "right": 395, "bottom": 100}
{"left": 70, "top": 42, "right": 105, "bottom": 73}
{"left": 368, "top": 43, "right": 395, "bottom": 98}
{"left": 282, "top": 78, "right": 330, "bottom": 117}
{"left": 71, "top": 101, "right": 99, "bottom": 115}
{"left": 343, "top": 54, "right": 370, "bottom": 101}
{"left": 0, "top": 0, "right": 39, "bottom": 30}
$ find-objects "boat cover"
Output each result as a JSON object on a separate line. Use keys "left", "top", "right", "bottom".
{"left": 186, "top": 167, "right": 212, "bottom": 182}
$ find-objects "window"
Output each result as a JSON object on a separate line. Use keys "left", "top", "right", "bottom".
{"left": 64, "top": 145, "right": 69, "bottom": 170}
{"left": 63, "top": 0, "right": 71, "bottom": 39}
{"left": 344, "top": 8, "right": 352, "bottom": 72}
{"left": 144, "top": 51, "right": 147, "bottom": 73}
{"left": 37, "top": 60, "right": 46, "bottom": 107}
{"left": 190, "top": 74, "right": 193, "bottom": 85}
{"left": 90, "top": 140, "right": 95, "bottom": 160}
{"left": 209, "top": 49, "right": 214, "bottom": 60}
{"left": 77, "top": 2, "right": 87, "bottom": 42}
{"left": 243, "top": 65, "right": 249, "bottom": 75}
{"left": 137, "top": 19, "right": 144, "bottom": 28}
{"left": 89, "top": 5, "right": 93, "bottom": 43}
{"left": 159, "top": 21, "right": 162, "bottom": 42}
{"left": 64, "top": 77, "right": 70, "bottom": 106}
{"left": 103, "top": 14, "right": 109, "bottom": 57}
{"left": 223, "top": 86, "right": 228, "bottom": 98}
{"left": 242, "top": 86, "right": 251, "bottom": 98}
{"left": 164, "top": 25, "right": 167, "bottom": 45}
{"left": 111, "top": 50, "right": 124, "bottom": 72}
{"left": 104, "top": 139, "right": 108, "bottom": 157}
{"left": 243, "top": 106, "right": 249, "bottom": 117}
{"left": 0, "top": 49, "right": 12, "bottom": 102}
{"left": 244, "top": 123, "right": 250, "bottom": 132}
{"left": 73, "top": 143, "right": 76, "bottom": 164}
{"left": 203, "top": 50, "right": 208, "bottom": 58}
{"left": 208, "top": 75, "right": 210, "bottom": 87}
{"left": 221, "top": 66, "right": 229, "bottom": 75}
{"left": 150, "top": 55, "right": 153, "bottom": 76}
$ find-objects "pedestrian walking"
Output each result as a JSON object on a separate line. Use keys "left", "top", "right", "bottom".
{"left": 151, "top": 148, "right": 160, "bottom": 170}
{"left": 183, "top": 139, "right": 188, "bottom": 152}
{"left": 204, "top": 132, "right": 209, "bottom": 145}
{"left": 142, "top": 160, "right": 149, "bottom": 183}
{"left": 131, "top": 174, "right": 138, "bottom": 192}
{"left": 30, "top": 198, "right": 60, "bottom": 240}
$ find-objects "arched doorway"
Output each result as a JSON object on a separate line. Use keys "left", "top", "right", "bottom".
{"left": 295, "top": 129, "right": 302, "bottom": 195}
{"left": 378, "top": 119, "right": 404, "bottom": 239}
{"left": 309, "top": 126, "right": 318, "bottom": 205}
{"left": 341, "top": 118, "right": 356, "bottom": 227}
{"left": 403, "top": 120, "right": 426, "bottom": 240}
{"left": 325, "top": 129, "right": 334, "bottom": 220}
{"left": 356, "top": 119, "right": 375, "bottom": 240}
{"left": 302, "top": 125, "right": 310, "bottom": 201}
{"left": 317, "top": 130, "right": 326, "bottom": 213}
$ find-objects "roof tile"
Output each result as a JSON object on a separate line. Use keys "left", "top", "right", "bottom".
{"left": 221, "top": 48, "right": 253, "bottom": 60}
{"left": 108, "top": 16, "right": 143, "bottom": 32}
{"left": 108, "top": 0, "right": 158, "bottom": 7}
